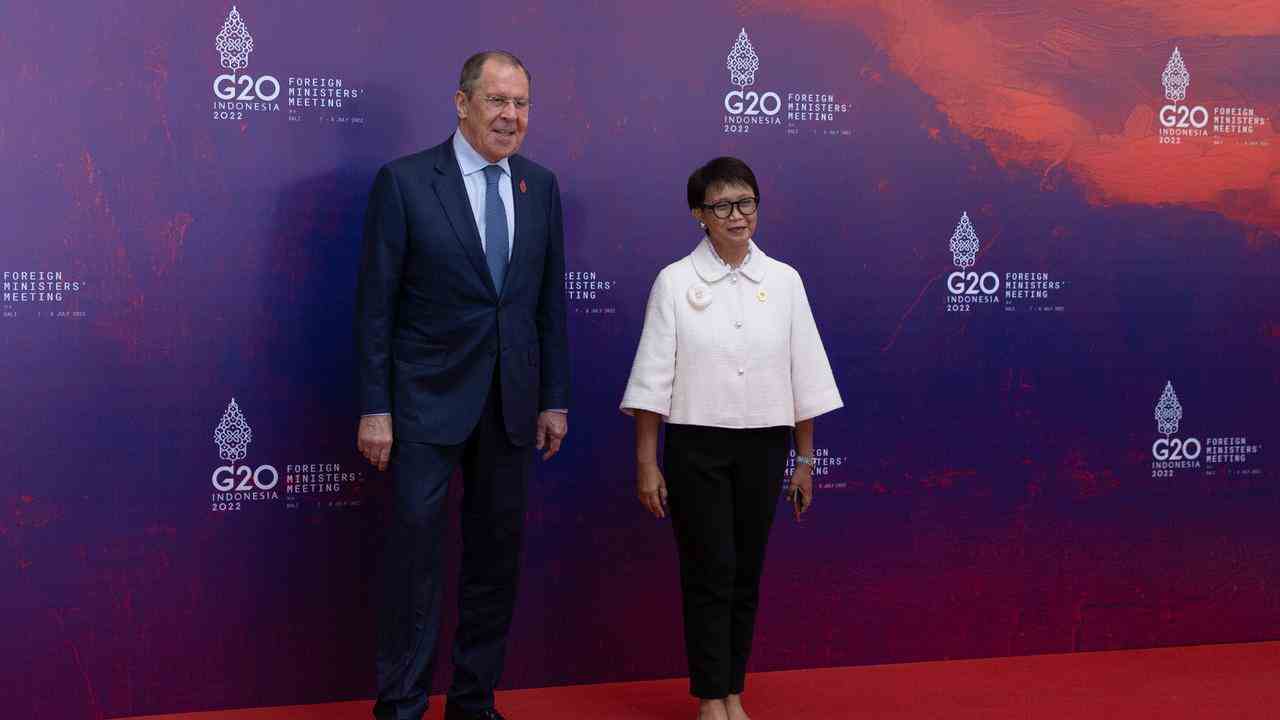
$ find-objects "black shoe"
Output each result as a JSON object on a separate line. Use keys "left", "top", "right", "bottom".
{"left": 443, "top": 703, "right": 507, "bottom": 720}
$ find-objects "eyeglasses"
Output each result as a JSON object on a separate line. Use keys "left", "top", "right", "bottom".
{"left": 701, "top": 197, "right": 758, "bottom": 219}
{"left": 482, "top": 95, "right": 531, "bottom": 112}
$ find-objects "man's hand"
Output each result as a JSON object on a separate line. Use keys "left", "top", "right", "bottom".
{"left": 535, "top": 410, "right": 568, "bottom": 461}
{"left": 358, "top": 415, "right": 394, "bottom": 471}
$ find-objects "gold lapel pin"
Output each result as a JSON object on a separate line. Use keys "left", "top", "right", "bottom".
{"left": 756, "top": 289, "right": 768, "bottom": 303}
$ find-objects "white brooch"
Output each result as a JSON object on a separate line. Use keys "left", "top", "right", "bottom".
{"left": 687, "top": 283, "right": 712, "bottom": 309}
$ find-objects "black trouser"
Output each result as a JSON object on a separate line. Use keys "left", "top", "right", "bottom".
{"left": 663, "top": 423, "right": 791, "bottom": 699}
{"left": 373, "top": 372, "right": 531, "bottom": 720}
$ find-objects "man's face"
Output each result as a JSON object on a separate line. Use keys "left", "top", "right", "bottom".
{"left": 455, "top": 59, "right": 530, "bottom": 163}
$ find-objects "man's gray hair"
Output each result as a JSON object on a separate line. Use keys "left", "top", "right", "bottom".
{"left": 459, "top": 51, "right": 532, "bottom": 97}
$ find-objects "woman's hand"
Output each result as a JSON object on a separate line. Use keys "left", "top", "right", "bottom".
{"left": 637, "top": 461, "right": 668, "bottom": 519}
{"left": 791, "top": 464, "right": 814, "bottom": 521}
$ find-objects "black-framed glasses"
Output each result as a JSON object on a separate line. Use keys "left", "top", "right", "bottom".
{"left": 483, "top": 95, "right": 531, "bottom": 112}
{"left": 701, "top": 197, "right": 759, "bottom": 219}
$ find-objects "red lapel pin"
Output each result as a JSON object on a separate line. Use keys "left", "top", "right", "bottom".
{"left": 519, "top": 179, "right": 528, "bottom": 194}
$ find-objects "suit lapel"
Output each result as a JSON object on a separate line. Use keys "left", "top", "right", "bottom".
{"left": 432, "top": 139, "right": 498, "bottom": 299}
{"left": 504, "top": 156, "right": 533, "bottom": 299}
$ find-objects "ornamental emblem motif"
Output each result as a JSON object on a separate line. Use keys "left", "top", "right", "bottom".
{"left": 216, "top": 6, "right": 254, "bottom": 73}
{"left": 949, "top": 212, "right": 980, "bottom": 269}
{"left": 1154, "top": 381, "right": 1183, "bottom": 437}
{"left": 214, "top": 398, "right": 253, "bottom": 463}
{"left": 727, "top": 29, "right": 760, "bottom": 89}
{"left": 1161, "top": 47, "right": 1190, "bottom": 103}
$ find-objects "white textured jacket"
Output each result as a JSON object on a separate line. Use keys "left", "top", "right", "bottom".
{"left": 620, "top": 238, "right": 842, "bottom": 428}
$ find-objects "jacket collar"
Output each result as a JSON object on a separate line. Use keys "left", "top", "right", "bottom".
{"left": 432, "top": 135, "right": 495, "bottom": 298}
{"left": 452, "top": 130, "right": 513, "bottom": 179}
{"left": 690, "top": 237, "right": 766, "bottom": 283}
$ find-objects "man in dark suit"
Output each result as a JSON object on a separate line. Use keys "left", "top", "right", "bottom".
{"left": 355, "top": 51, "right": 569, "bottom": 720}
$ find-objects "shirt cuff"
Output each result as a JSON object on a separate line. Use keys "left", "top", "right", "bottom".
{"left": 361, "top": 412, "right": 391, "bottom": 417}
{"left": 795, "top": 389, "right": 844, "bottom": 423}
{"left": 619, "top": 399, "right": 671, "bottom": 418}
{"left": 544, "top": 408, "right": 568, "bottom": 414}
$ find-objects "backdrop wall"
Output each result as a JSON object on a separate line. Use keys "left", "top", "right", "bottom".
{"left": 2, "top": 2, "right": 1278, "bottom": 718}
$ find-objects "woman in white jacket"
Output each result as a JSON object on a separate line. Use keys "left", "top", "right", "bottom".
{"left": 620, "top": 157, "right": 843, "bottom": 720}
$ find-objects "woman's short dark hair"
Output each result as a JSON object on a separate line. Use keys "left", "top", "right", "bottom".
{"left": 687, "top": 156, "right": 760, "bottom": 210}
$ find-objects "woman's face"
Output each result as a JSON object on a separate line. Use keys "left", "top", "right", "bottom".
{"left": 693, "top": 181, "right": 758, "bottom": 247}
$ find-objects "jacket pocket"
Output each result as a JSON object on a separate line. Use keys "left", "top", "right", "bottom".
{"left": 393, "top": 337, "right": 447, "bottom": 367}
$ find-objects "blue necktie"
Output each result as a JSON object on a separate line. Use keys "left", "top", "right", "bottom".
{"left": 482, "top": 164, "right": 509, "bottom": 293}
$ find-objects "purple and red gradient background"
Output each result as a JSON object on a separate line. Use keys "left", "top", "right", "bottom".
{"left": 1, "top": 1, "right": 1277, "bottom": 718}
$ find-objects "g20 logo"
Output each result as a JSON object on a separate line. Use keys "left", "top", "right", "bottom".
{"left": 212, "top": 464, "right": 280, "bottom": 491}
{"left": 724, "top": 90, "right": 781, "bottom": 117}
{"left": 1152, "top": 437, "right": 1201, "bottom": 461}
{"left": 947, "top": 271, "right": 1000, "bottom": 296}
{"left": 1159, "top": 104, "right": 1208, "bottom": 129}
{"left": 214, "top": 73, "right": 281, "bottom": 102}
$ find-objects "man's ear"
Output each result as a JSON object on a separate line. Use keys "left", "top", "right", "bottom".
{"left": 454, "top": 90, "right": 468, "bottom": 121}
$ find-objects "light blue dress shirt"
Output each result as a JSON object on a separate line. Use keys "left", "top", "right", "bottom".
{"left": 453, "top": 131, "right": 515, "bottom": 260}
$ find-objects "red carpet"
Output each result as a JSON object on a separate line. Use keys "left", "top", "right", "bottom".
{"left": 120, "top": 641, "right": 1280, "bottom": 719}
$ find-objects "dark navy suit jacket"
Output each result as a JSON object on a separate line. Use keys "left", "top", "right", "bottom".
{"left": 355, "top": 136, "right": 570, "bottom": 446}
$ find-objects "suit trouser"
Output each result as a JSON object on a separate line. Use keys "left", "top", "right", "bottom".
{"left": 663, "top": 423, "right": 791, "bottom": 699}
{"left": 373, "top": 373, "right": 530, "bottom": 720}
